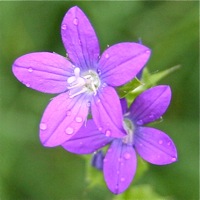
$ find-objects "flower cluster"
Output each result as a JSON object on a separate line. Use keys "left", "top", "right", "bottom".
{"left": 12, "top": 6, "right": 177, "bottom": 194}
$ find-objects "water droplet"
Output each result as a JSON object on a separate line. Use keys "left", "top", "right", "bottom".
{"left": 105, "top": 130, "right": 111, "bottom": 137}
{"left": 28, "top": 68, "right": 33, "bottom": 72}
{"left": 40, "top": 123, "right": 47, "bottom": 130}
{"left": 158, "top": 140, "right": 163, "bottom": 145}
{"left": 75, "top": 116, "right": 83, "bottom": 123}
{"left": 25, "top": 83, "right": 30, "bottom": 87}
{"left": 124, "top": 152, "right": 131, "bottom": 160}
{"left": 97, "top": 99, "right": 101, "bottom": 103}
{"left": 139, "top": 143, "right": 143, "bottom": 147}
{"left": 149, "top": 114, "right": 154, "bottom": 119}
{"left": 87, "top": 101, "right": 91, "bottom": 107}
{"left": 120, "top": 177, "right": 125, "bottom": 182}
{"left": 102, "top": 83, "right": 107, "bottom": 87}
{"left": 103, "top": 158, "right": 107, "bottom": 162}
{"left": 65, "top": 127, "right": 74, "bottom": 135}
{"left": 117, "top": 170, "right": 120, "bottom": 174}
{"left": 105, "top": 53, "right": 109, "bottom": 58}
{"left": 97, "top": 69, "right": 101, "bottom": 75}
{"left": 73, "top": 18, "right": 78, "bottom": 25}
{"left": 118, "top": 158, "right": 122, "bottom": 162}
{"left": 61, "top": 24, "right": 67, "bottom": 30}
{"left": 137, "top": 119, "right": 143, "bottom": 125}
{"left": 98, "top": 127, "right": 102, "bottom": 131}
{"left": 172, "top": 157, "right": 176, "bottom": 162}
{"left": 167, "top": 142, "right": 171, "bottom": 146}
{"left": 79, "top": 141, "right": 83, "bottom": 145}
{"left": 146, "top": 50, "right": 151, "bottom": 54}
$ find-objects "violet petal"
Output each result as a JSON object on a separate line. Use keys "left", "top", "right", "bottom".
{"left": 120, "top": 98, "right": 128, "bottom": 115}
{"left": 91, "top": 86, "right": 126, "bottom": 138}
{"left": 39, "top": 92, "right": 89, "bottom": 147}
{"left": 12, "top": 52, "right": 73, "bottom": 93}
{"left": 130, "top": 85, "right": 171, "bottom": 126}
{"left": 61, "top": 6, "right": 100, "bottom": 70}
{"left": 134, "top": 127, "right": 178, "bottom": 165}
{"left": 103, "top": 139, "right": 137, "bottom": 194}
{"left": 62, "top": 120, "right": 112, "bottom": 154}
{"left": 98, "top": 42, "right": 151, "bottom": 86}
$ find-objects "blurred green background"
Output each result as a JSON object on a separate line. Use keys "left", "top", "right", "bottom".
{"left": 0, "top": 1, "right": 199, "bottom": 200}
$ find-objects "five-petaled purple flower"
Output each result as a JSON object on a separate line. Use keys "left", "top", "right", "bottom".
{"left": 62, "top": 85, "right": 178, "bottom": 194}
{"left": 12, "top": 6, "right": 151, "bottom": 147}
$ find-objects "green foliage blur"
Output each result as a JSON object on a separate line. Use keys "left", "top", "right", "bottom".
{"left": 0, "top": 1, "right": 199, "bottom": 200}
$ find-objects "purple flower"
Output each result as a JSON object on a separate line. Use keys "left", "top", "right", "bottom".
{"left": 12, "top": 6, "right": 151, "bottom": 147}
{"left": 62, "top": 85, "right": 178, "bottom": 194}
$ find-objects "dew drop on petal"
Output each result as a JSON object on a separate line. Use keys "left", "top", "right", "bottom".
{"left": 120, "top": 177, "right": 125, "bottom": 182}
{"left": 28, "top": 68, "right": 33, "bottom": 73}
{"left": 75, "top": 116, "right": 83, "bottom": 123}
{"left": 107, "top": 148, "right": 112, "bottom": 153}
{"left": 105, "top": 130, "right": 111, "bottom": 137}
{"left": 97, "top": 69, "right": 101, "bottom": 75}
{"left": 137, "top": 119, "right": 143, "bottom": 125}
{"left": 25, "top": 83, "right": 30, "bottom": 88}
{"left": 73, "top": 18, "right": 78, "bottom": 25}
{"left": 167, "top": 142, "right": 171, "bottom": 146}
{"left": 103, "top": 158, "right": 107, "bottom": 162}
{"left": 158, "top": 140, "right": 163, "bottom": 145}
{"left": 124, "top": 152, "right": 131, "bottom": 160}
{"left": 146, "top": 50, "right": 151, "bottom": 54}
{"left": 172, "top": 157, "right": 177, "bottom": 162}
{"left": 117, "top": 170, "right": 120, "bottom": 175}
{"left": 61, "top": 24, "right": 67, "bottom": 30}
{"left": 105, "top": 53, "right": 109, "bottom": 58}
{"left": 87, "top": 101, "right": 91, "bottom": 107}
{"left": 65, "top": 127, "right": 74, "bottom": 135}
{"left": 40, "top": 123, "right": 47, "bottom": 130}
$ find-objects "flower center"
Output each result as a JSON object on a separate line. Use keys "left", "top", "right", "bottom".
{"left": 122, "top": 118, "right": 135, "bottom": 145}
{"left": 67, "top": 67, "right": 101, "bottom": 98}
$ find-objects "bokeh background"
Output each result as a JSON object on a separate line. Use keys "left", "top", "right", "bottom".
{"left": 0, "top": 1, "right": 199, "bottom": 200}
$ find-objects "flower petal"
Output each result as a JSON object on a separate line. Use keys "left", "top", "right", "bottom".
{"left": 61, "top": 6, "right": 100, "bottom": 70}
{"left": 134, "top": 127, "right": 178, "bottom": 165}
{"left": 130, "top": 85, "right": 171, "bottom": 126}
{"left": 62, "top": 120, "right": 112, "bottom": 154}
{"left": 98, "top": 42, "right": 151, "bottom": 86}
{"left": 104, "top": 139, "right": 137, "bottom": 194}
{"left": 39, "top": 92, "right": 89, "bottom": 147}
{"left": 91, "top": 86, "right": 126, "bottom": 138}
{"left": 12, "top": 52, "right": 73, "bottom": 93}
{"left": 120, "top": 98, "right": 128, "bottom": 115}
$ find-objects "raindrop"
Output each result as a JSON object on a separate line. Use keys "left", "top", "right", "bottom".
{"left": 28, "top": 68, "right": 33, "bottom": 73}
{"left": 97, "top": 99, "right": 101, "bottom": 103}
{"left": 105, "top": 53, "right": 109, "bottom": 58}
{"left": 75, "top": 116, "right": 83, "bottom": 123}
{"left": 61, "top": 24, "right": 67, "bottom": 30}
{"left": 120, "top": 177, "right": 125, "bottom": 182}
{"left": 146, "top": 50, "right": 151, "bottom": 54}
{"left": 171, "top": 157, "right": 176, "bottom": 162}
{"left": 103, "top": 158, "right": 107, "bottom": 162}
{"left": 105, "top": 130, "right": 111, "bottom": 137}
{"left": 40, "top": 123, "right": 47, "bottom": 130}
{"left": 97, "top": 69, "right": 101, "bottom": 75}
{"left": 136, "top": 119, "right": 143, "bottom": 125}
{"left": 25, "top": 83, "right": 30, "bottom": 88}
{"left": 158, "top": 140, "right": 163, "bottom": 145}
{"left": 124, "top": 152, "right": 131, "bottom": 160}
{"left": 117, "top": 170, "right": 120, "bottom": 174}
{"left": 98, "top": 127, "right": 102, "bottom": 131}
{"left": 79, "top": 141, "right": 83, "bottom": 145}
{"left": 73, "top": 18, "right": 78, "bottom": 25}
{"left": 65, "top": 127, "right": 74, "bottom": 135}
{"left": 102, "top": 83, "right": 107, "bottom": 87}
{"left": 118, "top": 158, "right": 122, "bottom": 162}
{"left": 149, "top": 114, "right": 154, "bottom": 119}
{"left": 167, "top": 142, "right": 171, "bottom": 146}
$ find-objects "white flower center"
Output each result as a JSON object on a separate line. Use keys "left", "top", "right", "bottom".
{"left": 122, "top": 118, "right": 135, "bottom": 145}
{"left": 67, "top": 67, "right": 101, "bottom": 98}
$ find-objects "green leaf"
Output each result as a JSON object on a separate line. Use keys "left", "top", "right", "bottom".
{"left": 117, "top": 78, "right": 143, "bottom": 98}
{"left": 142, "top": 65, "right": 181, "bottom": 88}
